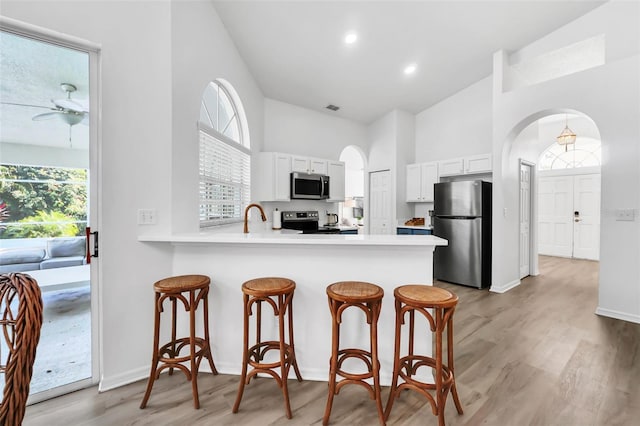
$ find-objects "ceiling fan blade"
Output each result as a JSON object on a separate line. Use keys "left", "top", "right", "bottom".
{"left": 1, "top": 101, "right": 52, "bottom": 109}
{"left": 32, "top": 111, "right": 62, "bottom": 121}
{"left": 53, "top": 98, "right": 88, "bottom": 113}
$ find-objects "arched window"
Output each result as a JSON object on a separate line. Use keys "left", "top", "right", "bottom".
{"left": 198, "top": 80, "right": 250, "bottom": 227}
{"left": 538, "top": 138, "right": 601, "bottom": 171}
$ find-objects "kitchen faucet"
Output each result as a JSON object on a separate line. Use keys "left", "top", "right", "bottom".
{"left": 243, "top": 203, "right": 267, "bottom": 233}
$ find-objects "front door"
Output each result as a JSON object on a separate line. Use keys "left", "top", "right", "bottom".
{"left": 538, "top": 173, "right": 600, "bottom": 260}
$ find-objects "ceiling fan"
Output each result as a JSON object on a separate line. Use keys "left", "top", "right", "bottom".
{"left": 31, "top": 83, "right": 88, "bottom": 126}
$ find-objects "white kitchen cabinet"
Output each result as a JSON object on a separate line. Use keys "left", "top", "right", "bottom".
{"left": 464, "top": 153, "right": 492, "bottom": 174}
{"left": 406, "top": 162, "right": 438, "bottom": 202}
{"left": 256, "top": 152, "right": 292, "bottom": 201}
{"left": 327, "top": 161, "right": 345, "bottom": 202}
{"left": 292, "top": 155, "right": 328, "bottom": 175}
{"left": 438, "top": 158, "right": 464, "bottom": 177}
{"left": 438, "top": 153, "right": 492, "bottom": 177}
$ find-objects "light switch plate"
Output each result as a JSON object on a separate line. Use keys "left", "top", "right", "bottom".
{"left": 614, "top": 208, "right": 635, "bottom": 221}
{"left": 138, "top": 209, "right": 157, "bottom": 225}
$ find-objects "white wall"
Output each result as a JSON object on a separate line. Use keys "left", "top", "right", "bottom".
{"left": 415, "top": 76, "right": 493, "bottom": 163}
{"left": 170, "top": 1, "right": 265, "bottom": 233}
{"left": 492, "top": 1, "right": 640, "bottom": 323}
{"left": 263, "top": 98, "right": 367, "bottom": 160}
{"left": 395, "top": 110, "right": 415, "bottom": 222}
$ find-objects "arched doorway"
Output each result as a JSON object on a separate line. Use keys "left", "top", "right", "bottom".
{"left": 504, "top": 110, "right": 602, "bottom": 280}
{"left": 339, "top": 145, "right": 366, "bottom": 229}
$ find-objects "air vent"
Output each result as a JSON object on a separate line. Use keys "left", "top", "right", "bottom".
{"left": 325, "top": 104, "right": 340, "bottom": 111}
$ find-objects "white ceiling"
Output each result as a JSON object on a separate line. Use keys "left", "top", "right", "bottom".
{"left": 212, "top": 0, "right": 606, "bottom": 123}
{"left": 0, "top": 31, "right": 90, "bottom": 151}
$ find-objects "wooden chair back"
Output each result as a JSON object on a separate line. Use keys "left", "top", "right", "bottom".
{"left": 0, "top": 273, "right": 44, "bottom": 426}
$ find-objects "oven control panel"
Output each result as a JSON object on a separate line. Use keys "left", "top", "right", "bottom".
{"left": 282, "top": 211, "right": 319, "bottom": 221}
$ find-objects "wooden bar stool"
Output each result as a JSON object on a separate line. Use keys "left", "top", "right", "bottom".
{"left": 232, "top": 277, "right": 303, "bottom": 419}
{"left": 323, "top": 281, "right": 385, "bottom": 426}
{"left": 140, "top": 274, "right": 218, "bottom": 410}
{"left": 384, "top": 285, "right": 463, "bottom": 426}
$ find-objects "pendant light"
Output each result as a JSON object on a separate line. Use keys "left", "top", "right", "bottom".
{"left": 556, "top": 114, "right": 576, "bottom": 151}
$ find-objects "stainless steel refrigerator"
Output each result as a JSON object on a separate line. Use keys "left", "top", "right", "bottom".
{"left": 433, "top": 180, "right": 492, "bottom": 289}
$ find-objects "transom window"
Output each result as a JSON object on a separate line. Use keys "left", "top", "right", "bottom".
{"left": 198, "top": 80, "right": 250, "bottom": 227}
{"left": 538, "top": 138, "right": 601, "bottom": 171}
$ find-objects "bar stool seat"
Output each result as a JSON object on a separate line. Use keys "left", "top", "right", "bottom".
{"left": 140, "top": 274, "right": 218, "bottom": 410}
{"left": 324, "top": 281, "right": 385, "bottom": 426}
{"left": 385, "top": 285, "right": 463, "bottom": 426}
{"left": 233, "top": 277, "right": 303, "bottom": 419}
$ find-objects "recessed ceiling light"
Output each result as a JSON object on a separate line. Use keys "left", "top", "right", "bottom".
{"left": 404, "top": 64, "right": 417, "bottom": 75}
{"left": 344, "top": 32, "right": 358, "bottom": 45}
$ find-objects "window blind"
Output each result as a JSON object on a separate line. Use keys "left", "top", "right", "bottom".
{"left": 199, "top": 129, "right": 250, "bottom": 227}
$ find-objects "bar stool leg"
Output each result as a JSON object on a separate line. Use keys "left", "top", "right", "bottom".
{"left": 322, "top": 299, "right": 340, "bottom": 426}
{"left": 202, "top": 288, "right": 218, "bottom": 375}
{"left": 232, "top": 293, "right": 251, "bottom": 413}
{"left": 188, "top": 290, "right": 200, "bottom": 409}
{"left": 278, "top": 294, "right": 294, "bottom": 419}
{"left": 448, "top": 312, "right": 463, "bottom": 414}
{"left": 140, "top": 293, "right": 162, "bottom": 409}
{"left": 435, "top": 308, "right": 445, "bottom": 426}
{"left": 288, "top": 296, "right": 303, "bottom": 381}
{"left": 370, "top": 301, "right": 385, "bottom": 425}
{"left": 384, "top": 298, "right": 403, "bottom": 420}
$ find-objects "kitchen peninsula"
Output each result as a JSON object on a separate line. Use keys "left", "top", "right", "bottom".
{"left": 139, "top": 229, "right": 447, "bottom": 385}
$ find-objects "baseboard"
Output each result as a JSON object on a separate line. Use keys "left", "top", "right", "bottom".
{"left": 489, "top": 279, "right": 521, "bottom": 294}
{"left": 99, "top": 366, "right": 149, "bottom": 392}
{"left": 98, "top": 364, "right": 398, "bottom": 392}
{"left": 595, "top": 307, "right": 640, "bottom": 324}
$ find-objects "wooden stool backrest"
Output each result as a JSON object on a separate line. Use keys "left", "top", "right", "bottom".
{"left": 0, "top": 273, "right": 44, "bottom": 426}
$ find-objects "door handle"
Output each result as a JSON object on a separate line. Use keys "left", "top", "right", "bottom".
{"left": 85, "top": 227, "right": 99, "bottom": 263}
{"left": 574, "top": 219, "right": 581, "bottom": 222}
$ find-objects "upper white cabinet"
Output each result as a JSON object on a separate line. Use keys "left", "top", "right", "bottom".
{"left": 256, "top": 152, "right": 292, "bottom": 201}
{"left": 257, "top": 152, "right": 344, "bottom": 202}
{"left": 406, "top": 162, "right": 438, "bottom": 202}
{"left": 292, "top": 155, "right": 328, "bottom": 175}
{"left": 438, "top": 153, "right": 492, "bottom": 177}
{"left": 327, "top": 161, "right": 345, "bottom": 202}
{"left": 464, "top": 154, "right": 492, "bottom": 174}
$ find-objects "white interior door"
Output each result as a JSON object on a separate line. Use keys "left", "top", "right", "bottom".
{"left": 519, "top": 163, "right": 532, "bottom": 279}
{"left": 369, "top": 170, "right": 391, "bottom": 234}
{"left": 538, "top": 176, "right": 573, "bottom": 257}
{"left": 573, "top": 174, "right": 601, "bottom": 260}
{"left": 538, "top": 173, "right": 600, "bottom": 260}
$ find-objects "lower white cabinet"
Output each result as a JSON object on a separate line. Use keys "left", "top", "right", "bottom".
{"left": 406, "top": 162, "right": 438, "bottom": 202}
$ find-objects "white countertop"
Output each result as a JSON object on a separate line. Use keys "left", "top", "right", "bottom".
{"left": 397, "top": 225, "right": 433, "bottom": 230}
{"left": 138, "top": 230, "right": 446, "bottom": 247}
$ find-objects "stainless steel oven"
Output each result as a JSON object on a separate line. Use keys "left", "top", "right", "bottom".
{"left": 290, "top": 172, "right": 330, "bottom": 200}
{"left": 281, "top": 210, "right": 340, "bottom": 234}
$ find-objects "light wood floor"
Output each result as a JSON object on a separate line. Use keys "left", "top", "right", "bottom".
{"left": 24, "top": 256, "right": 640, "bottom": 425}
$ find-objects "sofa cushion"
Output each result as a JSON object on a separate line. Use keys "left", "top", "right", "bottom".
{"left": 0, "top": 247, "right": 46, "bottom": 265}
{"left": 0, "top": 262, "right": 42, "bottom": 273}
{"left": 48, "top": 237, "right": 86, "bottom": 258}
{"left": 40, "top": 256, "right": 85, "bottom": 270}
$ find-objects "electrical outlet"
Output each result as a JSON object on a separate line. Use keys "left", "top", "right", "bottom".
{"left": 137, "top": 209, "right": 157, "bottom": 225}
{"left": 614, "top": 208, "right": 635, "bottom": 221}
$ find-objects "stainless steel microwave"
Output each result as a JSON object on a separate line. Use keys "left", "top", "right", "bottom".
{"left": 290, "top": 172, "right": 330, "bottom": 200}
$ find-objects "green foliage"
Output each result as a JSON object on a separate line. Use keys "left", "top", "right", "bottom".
{"left": 0, "top": 164, "right": 87, "bottom": 239}
{"left": 2, "top": 211, "right": 80, "bottom": 238}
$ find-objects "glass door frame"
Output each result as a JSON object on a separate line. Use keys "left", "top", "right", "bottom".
{"left": 0, "top": 16, "right": 102, "bottom": 405}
